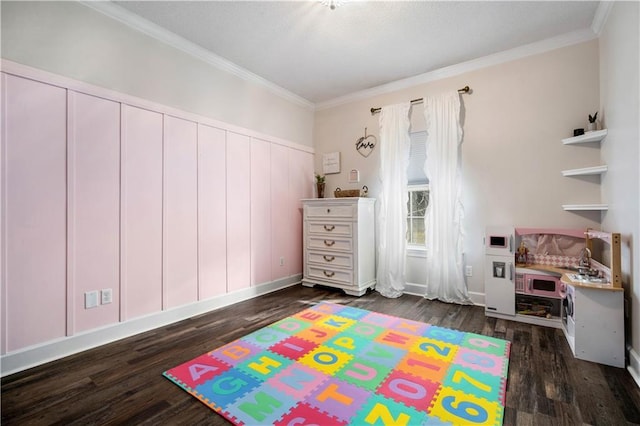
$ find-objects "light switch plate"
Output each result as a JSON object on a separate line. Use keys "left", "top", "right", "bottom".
{"left": 465, "top": 265, "right": 473, "bottom": 277}
{"left": 85, "top": 291, "right": 99, "bottom": 309}
{"left": 101, "top": 288, "right": 113, "bottom": 305}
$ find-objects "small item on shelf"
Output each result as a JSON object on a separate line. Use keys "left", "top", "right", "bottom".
{"left": 334, "top": 185, "right": 368, "bottom": 198}
{"left": 573, "top": 128, "right": 584, "bottom": 137}
{"left": 315, "top": 173, "right": 326, "bottom": 198}
{"left": 587, "top": 112, "right": 598, "bottom": 132}
{"left": 516, "top": 297, "right": 559, "bottom": 318}
{"left": 515, "top": 241, "right": 529, "bottom": 266}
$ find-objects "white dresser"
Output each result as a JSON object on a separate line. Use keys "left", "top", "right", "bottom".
{"left": 301, "top": 198, "right": 376, "bottom": 296}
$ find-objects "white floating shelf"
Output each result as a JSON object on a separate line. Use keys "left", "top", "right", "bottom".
{"left": 562, "top": 129, "right": 608, "bottom": 145}
{"left": 561, "top": 165, "right": 608, "bottom": 177}
{"left": 562, "top": 204, "right": 609, "bottom": 211}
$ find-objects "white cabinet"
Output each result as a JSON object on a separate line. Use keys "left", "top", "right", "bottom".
{"left": 562, "top": 284, "right": 625, "bottom": 368}
{"left": 302, "top": 198, "right": 376, "bottom": 296}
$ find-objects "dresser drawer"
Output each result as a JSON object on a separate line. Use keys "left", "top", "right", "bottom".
{"left": 307, "top": 251, "right": 353, "bottom": 268}
{"left": 305, "top": 204, "right": 355, "bottom": 219}
{"left": 307, "top": 222, "right": 352, "bottom": 237}
{"left": 307, "top": 265, "right": 353, "bottom": 285}
{"left": 308, "top": 236, "right": 352, "bottom": 252}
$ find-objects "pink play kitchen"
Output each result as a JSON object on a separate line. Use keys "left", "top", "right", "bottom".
{"left": 484, "top": 227, "right": 624, "bottom": 368}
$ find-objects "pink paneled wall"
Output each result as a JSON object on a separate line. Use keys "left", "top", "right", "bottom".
{"left": 1, "top": 70, "right": 313, "bottom": 355}
{"left": 163, "top": 116, "right": 198, "bottom": 309}
{"left": 197, "top": 124, "right": 228, "bottom": 300}
{"left": 288, "top": 149, "right": 315, "bottom": 273}
{"left": 121, "top": 105, "right": 164, "bottom": 320}
{"left": 198, "top": 124, "right": 227, "bottom": 300}
{"left": 2, "top": 74, "right": 67, "bottom": 352}
{"left": 270, "top": 143, "right": 291, "bottom": 279}
{"left": 226, "top": 132, "right": 252, "bottom": 293}
{"left": 68, "top": 91, "right": 121, "bottom": 334}
{"left": 251, "top": 138, "right": 273, "bottom": 286}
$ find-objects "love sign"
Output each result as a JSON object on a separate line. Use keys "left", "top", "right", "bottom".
{"left": 356, "top": 128, "right": 376, "bottom": 158}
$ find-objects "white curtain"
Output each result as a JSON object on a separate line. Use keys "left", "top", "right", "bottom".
{"left": 423, "top": 92, "right": 472, "bottom": 304}
{"left": 376, "top": 102, "right": 411, "bottom": 298}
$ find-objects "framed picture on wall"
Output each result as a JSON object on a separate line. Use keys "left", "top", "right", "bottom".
{"left": 322, "top": 152, "right": 340, "bottom": 174}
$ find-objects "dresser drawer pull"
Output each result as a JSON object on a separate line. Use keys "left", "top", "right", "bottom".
{"left": 323, "top": 240, "right": 335, "bottom": 247}
{"left": 324, "top": 225, "right": 335, "bottom": 231}
{"left": 323, "top": 270, "right": 335, "bottom": 277}
{"left": 327, "top": 208, "right": 331, "bottom": 213}
{"left": 323, "top": 255, "right": 335, "bottom": 262}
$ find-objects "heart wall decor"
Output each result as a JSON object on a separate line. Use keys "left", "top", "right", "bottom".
{"left": 356, "top": 127, "right": 376, "bottom": 158}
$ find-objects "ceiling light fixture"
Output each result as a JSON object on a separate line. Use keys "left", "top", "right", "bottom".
{"left": 321, "top": 0, "right": 345, "bottom": 10}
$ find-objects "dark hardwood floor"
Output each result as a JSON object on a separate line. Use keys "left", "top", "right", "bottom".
{"left": 2, "top": 284, "right": 639, "bottom": 425}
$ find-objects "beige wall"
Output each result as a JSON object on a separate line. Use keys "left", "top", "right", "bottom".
{"left": 0, "top": 1, "right": 314, "bottom": 147}
{"left": 314, "top": 40, "right": 603, "bottom": 299}
{"left": 599, "top": 1, "right": 640, "bottom": 377}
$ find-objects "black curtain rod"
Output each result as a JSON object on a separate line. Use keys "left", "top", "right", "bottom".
{"left": 370, "top": 86, "right": 471, "bottom": 115}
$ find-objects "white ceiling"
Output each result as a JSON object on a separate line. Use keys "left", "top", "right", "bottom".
{"left": 107, "top": 1, "right": 602, "bottom": 107}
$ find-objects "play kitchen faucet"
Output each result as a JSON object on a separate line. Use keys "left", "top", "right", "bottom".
{"left": 577, "top": 247, "right": 600, "bottom": 277}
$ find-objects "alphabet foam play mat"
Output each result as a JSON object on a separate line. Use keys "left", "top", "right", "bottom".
{"left": 163, "top": 302, "right": 510, "bottom": 425}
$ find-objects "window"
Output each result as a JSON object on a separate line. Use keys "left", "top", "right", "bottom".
{"left": 407, "top": 131, "right": 429, "bottom": 247}
{"left": 407, "top": 185, "right": 429, "bottom": 246}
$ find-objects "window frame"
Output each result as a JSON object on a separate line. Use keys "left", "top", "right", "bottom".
{"left": 407, "top": 183, "right": 429, "bottom": 253}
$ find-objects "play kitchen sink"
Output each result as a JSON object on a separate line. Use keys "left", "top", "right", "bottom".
{"left": 566, "top": 273, "right": 608, "bottom": 284}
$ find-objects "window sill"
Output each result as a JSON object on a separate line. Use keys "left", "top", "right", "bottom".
{"left": 407, "top": 246, "right": 427, "bottom": 258}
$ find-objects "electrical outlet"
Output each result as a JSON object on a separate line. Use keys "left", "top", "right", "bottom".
{"left": 280, "top": 257, "right": 285, "bottom": 266}
{"left": 465, "top": 265, "right": 473, "bottom": 277}
{"left": 85, "top": 291, "right": 99, "bottom": 309}
{"left": 101, "top": 288, "right": 113, "bottom": 305}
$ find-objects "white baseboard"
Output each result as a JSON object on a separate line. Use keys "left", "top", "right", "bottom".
{"left": 402, "top": 282, "right": 425, "bottom": 297}
{"left": 468, "top": 291, "right": 485, "bottom": 306}
{"left": 403, "top": 284, "right": 485, "bottom": 307}
{"left": 1, "top": 276, "right": 301, "bottom": 377}
{"left": 628, "top": 346, "right": 640, "bottom": 389}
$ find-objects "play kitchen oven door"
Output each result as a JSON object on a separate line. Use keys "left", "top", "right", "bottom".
{"left": 516, "top": 273, "right": 563, "bottom": 299}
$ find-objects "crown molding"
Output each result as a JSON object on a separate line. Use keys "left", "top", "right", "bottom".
{"left": 80, "top": 1, "right": 314, "bottom": 110}
{"left": 316, "top": 27, "right": 597, "bottom": 111}
{"left": 591, "top": 1, "right": 614, "bottom": 35}
{"left": 78, "top": 1, "right": 603, "bottom": 114}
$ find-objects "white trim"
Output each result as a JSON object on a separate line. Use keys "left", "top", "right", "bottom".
{"left": 79, "top": 1, "right": 314, "bottom": 111}
{"left": 403, "top": 284, "right": 484, "bottom": 308}
{"left": 0, "top": 59, "right": 314, "bottom": 154}
{"left": 73, "top": 1, "right": 601, "bottom": 115}
{"left": 1, "top": 276, "right": 302, "bottom": 377}
{"left": 591, "top": 1, "right": 615, "bottom": 36}
{"left": 407, "top": 247, "right": 427, "bottom": 258}
{"left": 628, "top": 346, "right": 640, "bottom": 389}
{"left": 486, "top": 310, "right": 563, "bottom": 329}
{"left": 403, "top": 282, "right": 426, "bottom": 297}
{"left": 467, "top": 291, "right": 485, "bottom": 307}
{"left": 316, "top": 28, "right": 597, "bottom": 110}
